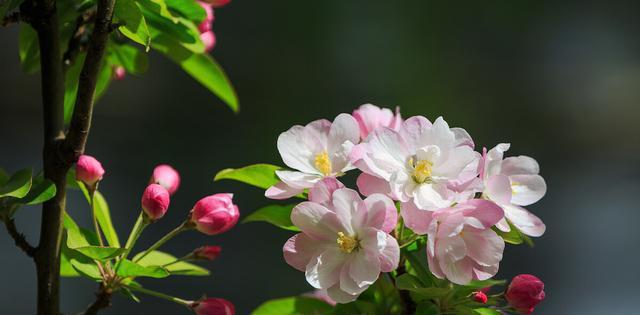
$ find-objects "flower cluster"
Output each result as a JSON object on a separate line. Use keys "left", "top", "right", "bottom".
{"left": 75, "top": 157, "right": 239, "bottom": 315}
{"left": 266, "top": 104, "right": 547, "bottom": 312}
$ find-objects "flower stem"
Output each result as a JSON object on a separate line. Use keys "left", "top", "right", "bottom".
{"left": 125, "top": 285, "right": 191, "bottom": 306}
{"left": 88, "top": 187, "right": 105, "bottom": 247}
{"left": 133, "top": 221, "right": 189, "bottom": 263}
{"left": 117, "top": 212, "right": 148, "bottom": 269}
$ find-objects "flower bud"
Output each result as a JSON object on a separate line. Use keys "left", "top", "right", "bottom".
{"left": 201, "top": 31, "right": 216, "bottom": 52}
{"left": 505, "top": 274, "right": 546, "bottom": 314}
{"left": 472, "top": 291, "right": 488, "bottom": 304}
{"left": 76, "top": 155, "right": 105, "bottom": 188}
{"left": 142, "top": 184, "right": 170, "bottom": 220}
{"left": 193, "top": 245, "right": 222, "bottom": 261}
{"left": 352, "top": 104, "right": 402, "bottom": 139}
{"left": 191, "top": 298, "right": 234, "bottom": 315}
{"left": 190, "top": 193, "right": 239, "bottom": 235}
{"left": 150, "top": 164, "right": 181, "bottom": 195}
{"left": 113, "top": 66, "right": 126, "bottom": 80}
{"left": 201, "top": 0, "right": 231, "bottom": 8}
{"left": 197, "top": 1, "right": 214, "bottom": 32}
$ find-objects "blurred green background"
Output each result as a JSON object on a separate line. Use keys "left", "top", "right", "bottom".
{"left": 2, "top": 1, "right": 640, "bottom": 314}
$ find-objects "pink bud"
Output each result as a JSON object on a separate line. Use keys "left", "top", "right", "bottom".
{"left": 505, "top": 274, "right": 546, "bottom": 314}
{"left": 190, "top": 193, "right": 239, "bottom": 235}
{"left": 193, "top": 245, "right": 222, "bottom": 260}
{"left": 191, "top": 298, "right": 234, "bottom": 315}
{"left": 76, "top": 155, "right": 105, "bottom": 187}
{"left": 201, "top": 31, "right": 216, "bottom": 52}
{"left": 472, "top": 291, "right": 488, "bottom": 304}
{"left": 150, "top": 164, "right": 181, "bottom": 195}
{"left": 113, "top": 66, "right": 126, "bottom": 80}
{"left": 203, "top": 0, "right": 231, "bottom": 8}
{"left": 141, "top": 184, "right": 170, "bottom": 220}
{"left": 197, "top": 1, "right": 214, "bottom": 32}
{"left": 352, "top": 104, "right": 402, "bottom": 139}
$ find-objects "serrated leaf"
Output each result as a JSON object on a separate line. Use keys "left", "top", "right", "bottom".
{"left": 214, "top": 164, "right": 281, "bottom": 189}
{"left": 0, "top": 168, "right": 32, "bottom": 198}
{"left": 133, "top": 250, "right": 210, "bottom": 276}
{"left": 151, "top": 35, "right": 238, "bottom": 112}
{"left": 117, "top": 259, "right": 170, "bottom": 278}
{"left": 115, "top": 0, "right": 151, "bottom": 48}
{"left": 251, "top": 297, "right": 332, "bottom": 315}
{"left": 396, "top": 274, "right": 449, "bottom": 299}
{"left": 243, "top": 204, "right": 300, "bottom": 232}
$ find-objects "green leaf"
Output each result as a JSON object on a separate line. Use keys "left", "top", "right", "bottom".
{"left": 214, "top": 164, "right": 282, "bottom": 189}
{"left": 243, "top": 204, "right": 300, "bottom": 232}
{"left": 474, "top": 308, "right": 501, "bottom": 315}
{"left": 114, "top": 0, "right": 151, "bottom": 48}
{"left": 396, "top": 274, "right": 449, "bottom": 300}
{"left": 21, "top": 175, "right": 56, "bottom": 205}
{"left": 63, "top": 211, "right": 100, "bottom": 248}
{"left": 145, "top": 12, "right": 204, "bottom": 53}
{"left": 77, "top": 184, "right": 120, "bottom": 247}
{"left": 117, "top": 259, "right": 170, "bottom": 278}
{"left": 251, "top": 297, "right": 332, "bottom": 315}
{"left": 18, "top": 24, "right": 40, "bottom": 73}
{"left": 0, "top": 168, "right": 32, "bottom": 198}
{"left": 63, "top": 53, "right": 86, "bottom": 125}
{"left": 133, "top": 250, "right": 209, "bottom": 276}
{"left": 74, "top": 246, "right": 126, "bottom": 261}
{"left": 0, "top": 0, "right": 24, "bottom": 19}
{"left": 70, "top": 258, "right": 102, "bottom": 281}
{"left": 416, "top": 303, "right": 440, "bottom": 315}
{"left": 494, "top": 224, "right": 522, "bottom": 245}
{"left": 333, "top": 301, "right": 378, "bottom": 315}
{"left": 110, "top": 44, "right": 149, "bottom": 75}
{"left": 137, "top": 0, "right": 177, "bottom": 23}
{"left": 95, "top": 59, "right": 113, "bottom": 100}
{"left": 151, "top": 35, "right": 239, "bottom": 112}
{"left": 164, "top": 0, "right": 206, "bottom": 23}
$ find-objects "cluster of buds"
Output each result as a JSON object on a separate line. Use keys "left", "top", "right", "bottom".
{"left": 75, "top": 155, "right": 239, "bottom": 315}
{"left": 197, "top": 0, "right": 231, "bottom": 52}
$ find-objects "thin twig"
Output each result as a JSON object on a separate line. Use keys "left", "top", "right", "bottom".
{"left": 81, "top": 285, "right": 112, "bottom": 315}
{"left": 62, "top": 10, "right": 96, "bottom": 72}
{"left": 3, "top": 218, "right": 37, "bottom": 257}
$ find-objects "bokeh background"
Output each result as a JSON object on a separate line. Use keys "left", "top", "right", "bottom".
{"left": 2, "top": 1, "right": 640, "bottom": 314}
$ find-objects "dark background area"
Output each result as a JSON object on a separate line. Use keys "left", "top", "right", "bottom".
{"left": 2, "top": 1, "right": 640, "bottom": 314}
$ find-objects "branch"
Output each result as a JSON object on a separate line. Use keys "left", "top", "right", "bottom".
{"left": 3, "top": 218, "right": 36, "bottom": 257}
{"left": 81, "top": 286, "right": 112, "bottom": 315}
{"left": 62, "top": 10, "right": 96, "bottom": 72}
{"left": 64, "top": 0, "right": 116, "bottom": 161}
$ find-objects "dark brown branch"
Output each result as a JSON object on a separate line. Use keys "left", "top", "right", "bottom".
{"left": 81, "top": 286, "right": 112, "bottom": 315}
{"left": 64, "top": 0, "right": 116, "bottom": 162}
{"left": 3, "top": 218, "right": 36, "bottom": 257}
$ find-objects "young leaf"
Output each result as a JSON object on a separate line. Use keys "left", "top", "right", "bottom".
{"left": 164, "top": 0, "right": 205, "bottom": 23}
{"left": 74, "top": 246, "right": 126, "bottom": 261}
{"left": 151, "top": 35, "right": 239, "bottom": 112}
{"left": 474, "top": 308, "right": 501, "bottom": 315}
{"left": 111, "top": 44, "right": 149, "bottom": 75}
{"left": 0, "top": 168, "right": 32, "bottom": 198}
{"left": 70, "top": 258, "right": 102, "bottom": 281}
{"left": 63, "top": 53, "right": 86, "bottom": 125}
{"left": 63, "top": 211, "right": 101, "bottom": 247}
{"left": 94, "top": 59, "right": 113, "bottom": 100}
{"left": 214, "top": 164, "right": 281, "bottom": 189}
{"left": 117, "top": 259, "right": 170, "bottom": 278}
{"left": 77, "top": 184, "right": 121, "bottom": 247}
{"left": 21, "top": 175, "right": 56, "bottom": 205}
{"left": 114, "top": 0, "right": 151, "bottom": 48}
{"left": 396, "top": 274, "right": 449, "bottom": 299}
{"left": 243, "top": 204, "right": 300, "bottom": 232}
{"left": 251, "top": 297, "right": 332, "bottom": 315}
{"left": 18, "top": 23, "right": 40, "bottom": 73}
{"left": 145, "top": 12, "right": 204, "bottom": 53}
{"left": 133, "top": 250, "right": 209, "bottom": 276}
{"left": 136, "top": 0, "right": 177, "bottom": 23}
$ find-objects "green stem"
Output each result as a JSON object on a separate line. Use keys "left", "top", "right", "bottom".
{"left": 125, "top": 285, "right": 191, "bottom": 306}
{"left": 399, "top": 235, "right": 420, "bottom": 249}
{"left": 88, "top": 188, "right": 104, "bottom": 247}
{"left": 133, "top": 221, "right": 189, "bottom": 263}
{"left": 117, "top": 212, "right": 148, "bottom": 268}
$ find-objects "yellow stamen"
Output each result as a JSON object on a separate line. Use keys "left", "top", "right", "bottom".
{"left": 511, "top": 182, "right": 520, "bottom": 196}
{"left": 336, "top": 232, "right": 358, "bottom": 253}
{"left": 314, "top": 151, "right": 332, "bottom": 176}
{"left": 412, "top": 159, "right": 433, "bottom": 183}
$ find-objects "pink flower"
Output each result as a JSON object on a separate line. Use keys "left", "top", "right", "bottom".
{"left": 265, "top": 114, "right": 360, "bottom": 200}
{"left": 191, "top": 193, "right": 239, "bottom": 235}
{"left": 191, "top": 298, "right": 235, "bottom": 315}
{"left": 193, "top": 245, "right": 222, "bottom": 261}
{"left": 76, "top": 155, "right": 105, "bottom": 188}
{"left": 150, "top": 164, "right": 181, "bottom": 195}
{"left": 402, "top": 199, "right": 504, "bottom": 285}
{"left": 113, "top": 66, "right": 126, "bottom": 80}
{"left": 351, "top": 116, "right": 480, "bottom": 212}
{"left": 141, "top": 184, "right": 170, "bottom": 220}
{"left": 481, "top": 144, "right": 546, "bottom": 237}
{"left": 197, "top": 1, "right": 214, "bottom": 32}
{"left": 352, "top": 104, "right": 402, "bottom": 140}
{"left": 472, "top": 291, "right": 488, "bottom": 304}
{"left": 505, "top": 274, "right": 545, "bottom": 314}
{"left": 201, "top": 31, "right": 216, "bottom": 52}
{"left": 283, "top": 187, "right": 399, "bottom": 303}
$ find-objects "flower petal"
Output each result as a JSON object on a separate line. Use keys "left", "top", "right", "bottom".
{"left": 377, "top": 231, "right": 400, "bottom": 272}
{"left": 356, "top": 173, "right": 392, "bottom": 197}
{"left": 503, "top": 204, "right": 546, "bottom": 237}
{"left": 459, "top": 199, "right": 504, "bottom": 229}
{"left": 277, "top": 125, "right": 318, "bottom": 174}
{"left": 399, "top": 116, "right": 432, "bottom": 151}
{"left": 509, "top": 174, "right": 546, "bottom": 206}
{"left": 362, "top": 194, "right": 397, "bottom": 232}
{"left": 400, "top": 201, "right": 434, "bottom": 235}
{"left": 349, "top": 250, "right": 381, "bottom": 287}
{"left": 326, "top": 284, "right": 358, "bottom": 304}
{"left": 305, "top": 247, "right": 345, "bottom": 289}
{"left": 283, "top": 233, "right": 322, "bottom": 271}
{"left": 265, "top": 181, "right": 304, "bottom": 199}
{"left": 291, "top": 202, "right": 342, "bottom": 241}
{"left": 484, "top": 143, "right": 510, "bottom": 178}
{"left": 485, "top": 175, "right": 512, "bottom": 205}
{"left": 276, "top": 170, "right": 320, "bottom": 189}
{"left": 308, "top": 177, "right": 345, "bottom": 206}
{"left": 331, "top": 188, "right": 364, "bottom": 235}
{"left": 461, "top": 228, "right": 504, "bottom": 266}
{"left": 413, "top": 183, "right": 452, "bottom": 210}
{"left": 501, "top": 155, "right": 540, "bottom": 176}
